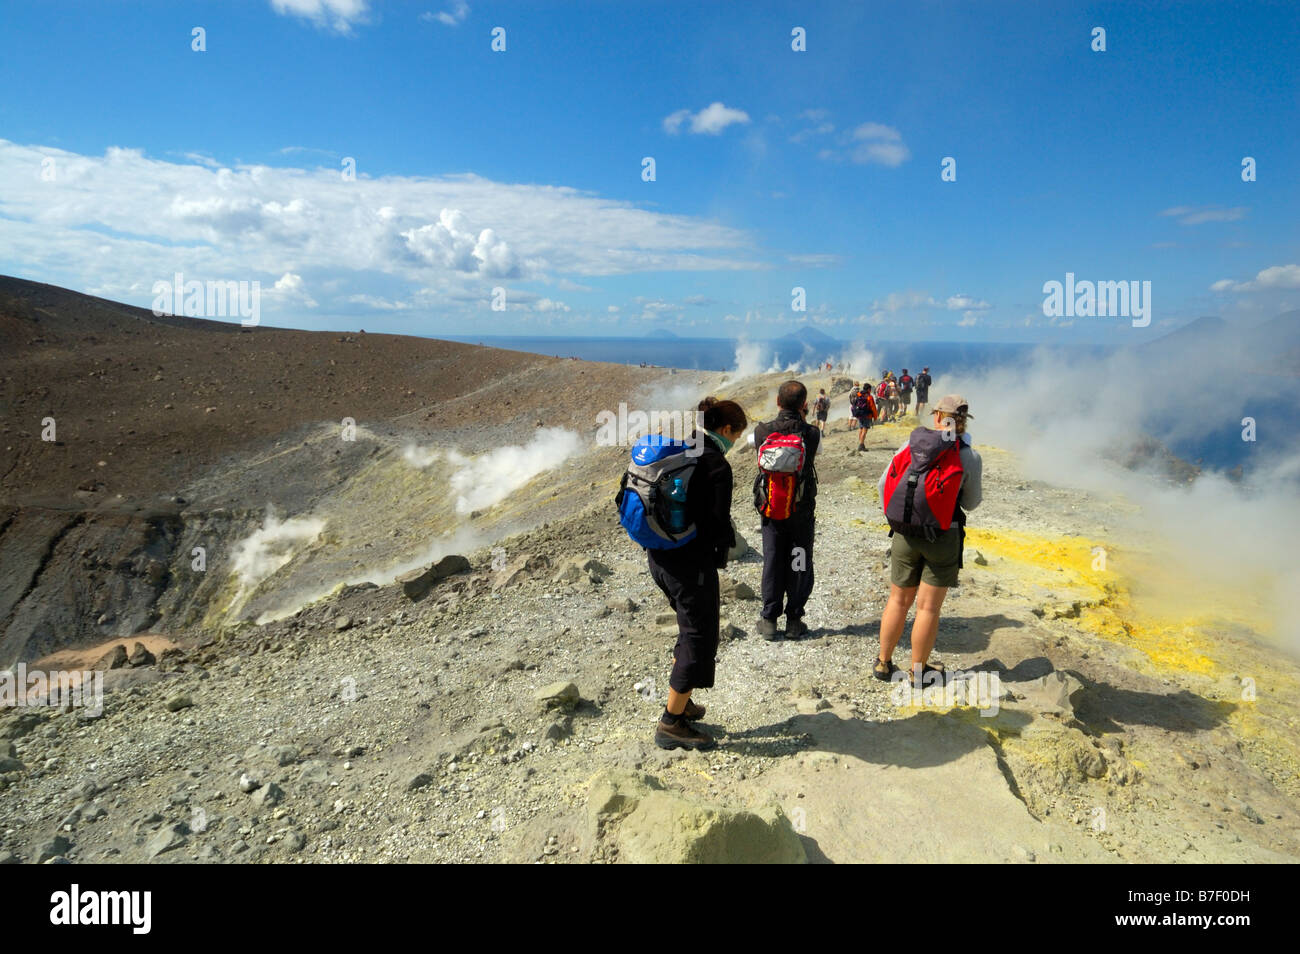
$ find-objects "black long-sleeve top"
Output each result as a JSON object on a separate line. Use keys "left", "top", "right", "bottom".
{"left": 682, "top": 431, "right": 735, "bottom": 567}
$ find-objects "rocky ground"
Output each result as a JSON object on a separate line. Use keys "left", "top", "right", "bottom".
{"left": 2, "top": 278, "right": 1297, "bottom": 864}
{"left": 3, "top": 399, "right": 1298, "bottom": 864}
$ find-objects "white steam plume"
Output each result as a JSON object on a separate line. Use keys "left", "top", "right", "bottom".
{"left": 230, "top": 507, "right": 326, "bottom": 589}
{"left": 405, "top": 427, "right": 584, "bottom": 514}
{"left": 946, "top": 333, "right": 1300, "bottom": 656}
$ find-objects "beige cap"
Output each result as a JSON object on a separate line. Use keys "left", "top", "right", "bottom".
{"left": 933, "top": 394, "right": 973, "bottom": 418}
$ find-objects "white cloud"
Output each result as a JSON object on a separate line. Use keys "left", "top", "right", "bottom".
{"left": 874, "top": 290, "right": 935, "bottom": 312}
{"left": 957, "top": 312, "right": 979, "bottom": 327}
{"left": 788, "top": 253, "right": 842, "bottom": 268}
{"left": 532, "top": 297, "right": 569, "bottom": 313}
{"left": 269, "top": 0, "right": 369, "bottom": 34}
{"left": 1211, "top": 264, "right": 1300, "bottom": 292}
{"left": 945, "top": 294, "right": 991, "bottom": 310}
{"left": 346, "top": 294, "right": 411, "bottom": 310}
{"left": 790, "top": 122, "right": 834, "bottom": 143}
{"left": 852, "top": 141, "right": 910, "bottom": 166}
{"left": 422, "top": 1, "right": 468, "bottom": 26}
{"left": 180, "top": 152, "right": 220, "bottom": 168}
{"left": 851, "top": 122, "right": 903, "bottom": 142}
{"left": 0, "top": 139, "right": 761, "bottom": 319}
{"left": 267, "top": 272, "right": 318, "bottom": 308}
{"left": 812, "top": 121, "right": 911, "bottom": 167}
{"left": 1160, "top": 205, "right": 1247, "bottom": 226}
{"left": 663, "top": 102, "right": 751, "bottom": 136}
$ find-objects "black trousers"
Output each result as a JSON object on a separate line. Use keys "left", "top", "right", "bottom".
{"left": 647, "top": 546, "right": 720, "bottom": 693}
{"left": 761, "top": 516, "right": 815, "bottom": 622}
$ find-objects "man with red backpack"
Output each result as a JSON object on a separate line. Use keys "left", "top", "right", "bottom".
{"left": 849, "top": 381, "right": 877, "bottom": 451}
{"left": 874, "top": 395, "right": 983, "bottom": 687}
{"left": 876, "top": 374, "right": 896, "bottom": 422}
{"left": 750, "top": 380, "right": 820, "bottom": 640}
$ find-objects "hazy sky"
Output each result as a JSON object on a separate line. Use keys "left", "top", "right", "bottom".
{"left": 1, "top": 0, "right": 1296, "bottom": 341}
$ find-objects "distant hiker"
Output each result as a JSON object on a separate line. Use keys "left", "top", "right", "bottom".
{"left": 875, "top": 375, "right": 893, "bottom": 422}
{"left": 915, "top": 367, "right": 932, "bottom": 418}
{"left": 874, "top": 395, "right": 983, "bottom": 687}
{"left": 813, "top": 389, "right": 830, "bottom": 432}
{"left": 616, "top": 396, "right": 748, "bottom": 751}
{"left": 850, "top": 381, "right": 877, "bottom": 451}
{"left": 750, "top": 381, "right": 820, "bottom": 640}
{"left": 898, "top": 369, "right": 915, "bottom": 416}
{"left": 879, "top": 376, "right": 900, "bottom": 422}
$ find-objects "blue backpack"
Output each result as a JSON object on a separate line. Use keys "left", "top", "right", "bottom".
{"left": 616, "top": 435, "right": 698, "bottom": 550}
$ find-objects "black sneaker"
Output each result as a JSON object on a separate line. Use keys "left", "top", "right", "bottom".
{"left": 785, "top": 618, "right": 809, "bottom": 640}
{"left": 655, "top": 717, "right": 716, "bottom": 750}
{"left": 757, "top": 617, "right": 781, "bottom": 640}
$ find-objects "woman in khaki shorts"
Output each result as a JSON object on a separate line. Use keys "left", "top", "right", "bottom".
{"left": 873, "top": 395, "right": 983, "bottom": 685}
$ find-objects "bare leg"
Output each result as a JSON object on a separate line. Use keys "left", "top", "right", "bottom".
{"left": 908, "top": 583, "right": 949, "bottom": 671}
{"left": 666, "top": 687, "right": 692, "bottom": 715}
{"left": 878, "top": 583, "right": 918, "bottom": 663}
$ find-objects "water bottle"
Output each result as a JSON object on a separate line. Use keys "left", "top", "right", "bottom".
{"left": 667, "top": 477, "right": 688, "bottom": 533}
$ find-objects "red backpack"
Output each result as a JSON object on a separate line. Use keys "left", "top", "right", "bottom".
{"left": 754, "top": 431, "right": 807, "bottom": 520}
{"left": 881, "top": 427, "right": 965, "bottom": 537}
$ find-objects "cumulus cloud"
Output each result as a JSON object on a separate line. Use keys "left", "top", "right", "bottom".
{"left": 663, "top": 102, "right": 751, "bottom": 135}
{"left": 402, "top": 210, "right": 520, "bottom": 278}
{"left": 1159, "top": 205, "right": 1247, "bottom": 226}
{"left": 0, "top": 139, "right": 761, "bottom": 319}
{"left": 266, "top": 272, "right": 318, "bottom": 308}
{"left": 270, "top": 0, "right": 369, "bottom": 33}
{"left": 1210, "top": 264, "right": 1300, "bottom": 292}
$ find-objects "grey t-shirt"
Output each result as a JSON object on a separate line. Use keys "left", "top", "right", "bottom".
{"left": 878, "top": 431, "right": 983, "bottom": 513}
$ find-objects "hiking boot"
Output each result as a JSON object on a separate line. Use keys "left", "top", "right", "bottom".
{"left": 785, "top": 618, "right": 809, "bottom": 640}
{"left": 757, "top": 617, "right": 781, "bottom": 640}
{"left": 655, "top": 717, "right": 716, "bottom": 751}
{"left": 683, "top": 699, "right": 706, "bottom": 720}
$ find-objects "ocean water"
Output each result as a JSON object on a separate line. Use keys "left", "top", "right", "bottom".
{"left": 436, "top": 334, "right": 1294, "bottom": 477}
{"left": 436, "top": 334, "right": 1060, "bottom": 376}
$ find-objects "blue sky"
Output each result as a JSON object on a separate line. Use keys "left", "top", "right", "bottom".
{"left": 1, "top": 0, "right": 1297, "bottom": 342}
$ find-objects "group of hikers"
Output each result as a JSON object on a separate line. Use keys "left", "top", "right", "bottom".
{"left": 616, "top": 373, "right": 983, "bottom": 750}
{"left": 807, "top": 367, "right": 932, "bottom": 453}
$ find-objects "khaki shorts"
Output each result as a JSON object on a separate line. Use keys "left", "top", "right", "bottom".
{"left": 889, "top": 526, "right": 962, "bottom": 588}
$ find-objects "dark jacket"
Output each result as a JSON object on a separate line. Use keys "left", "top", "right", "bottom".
{"left": 752, "top": 408, "right": 820, "bottom": 522}
{"left": 679, "top": 431, "right": 735, "bottom": 567}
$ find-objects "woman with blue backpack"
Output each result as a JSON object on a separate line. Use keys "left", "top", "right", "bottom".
{"left": 615, "top": 396, "right": 748, "bottom": 750}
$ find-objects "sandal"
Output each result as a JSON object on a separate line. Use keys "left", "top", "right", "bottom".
{"left": 873, "top": 658, "right": 899, "bottom": 681}
{"left": 910, "top": 663, "right": 946, "bottom": 689}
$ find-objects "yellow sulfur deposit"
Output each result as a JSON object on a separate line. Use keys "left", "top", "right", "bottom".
{"left": 963, "top": 527, "right": 1220, "bottom": 676}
